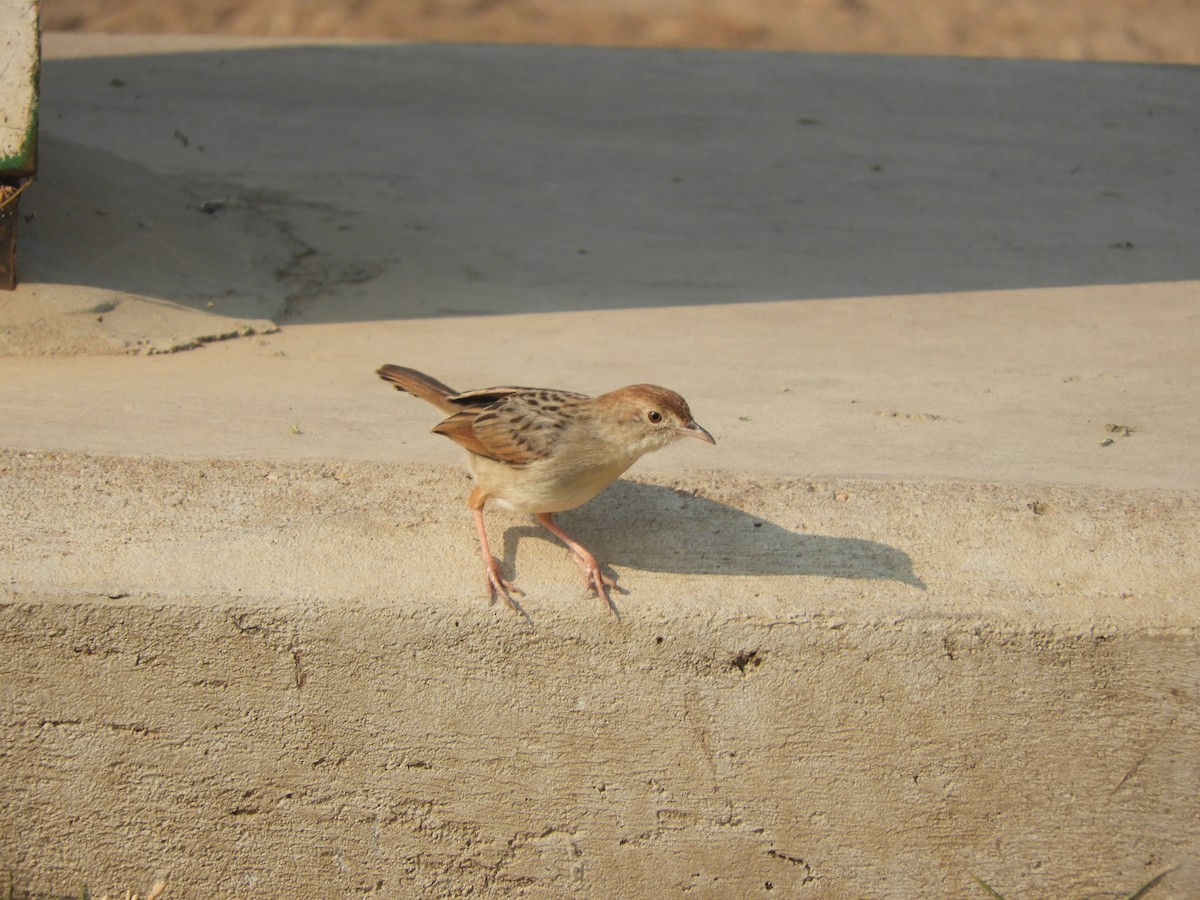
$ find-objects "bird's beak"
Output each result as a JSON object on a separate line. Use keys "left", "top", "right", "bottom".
{"left": 680, "top": 420, "right": 716, "bottom": 444}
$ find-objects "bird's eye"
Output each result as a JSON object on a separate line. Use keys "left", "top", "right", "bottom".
{"left": 647, "top": 410, "right": 663, "bottom": 424}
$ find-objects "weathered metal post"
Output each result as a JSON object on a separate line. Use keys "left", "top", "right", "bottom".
{"left": 1, "top": 0, "right": 39, "bottom": 290}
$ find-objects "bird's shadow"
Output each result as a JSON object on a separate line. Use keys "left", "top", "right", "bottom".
{"left": 501, "top": 479, "right": 925, "bottom": 590}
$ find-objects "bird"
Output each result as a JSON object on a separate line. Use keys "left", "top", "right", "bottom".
{"left": 377, "top": 364, "right": 715, "bottom": 608}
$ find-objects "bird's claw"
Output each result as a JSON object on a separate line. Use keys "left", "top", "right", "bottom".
{"left": 569, "top": 554, "right": 627, "bottom": 606}
{"left": 484, "top": 558, "right": 524, "bottom": 610}
{"left": 581, "top": 567, "right": 626, "bottom": 620}
{"left": 581, "top": 568, "right": 618, "bottom": 598}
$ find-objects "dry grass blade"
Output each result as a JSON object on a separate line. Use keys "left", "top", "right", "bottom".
{"left": 1125, "top": 866, "right": 1177, "bottom": 900}
{"left": 98, "top": 879, "right": 167, "bottom": 900}
{"left": 972, "top": 874, "right": 1007, "bottom": 899}
{"left": 971, "top": 865, "right": 1175, "bottom": 900}
{"left": 0, "top": 182, "right": 29, "bottom": 212}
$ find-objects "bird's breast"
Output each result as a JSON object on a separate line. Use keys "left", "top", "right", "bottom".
{"left": 468, "top": 452, "right": 635, "bottom": 515}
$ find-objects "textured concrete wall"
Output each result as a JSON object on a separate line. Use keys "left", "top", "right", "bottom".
{"left": 3, "top": 598, "right": 1197, "bottom": 897}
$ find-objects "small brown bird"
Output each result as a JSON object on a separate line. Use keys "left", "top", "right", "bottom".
{"left": 377, "top": 364, "right": 715, "bottom": 606}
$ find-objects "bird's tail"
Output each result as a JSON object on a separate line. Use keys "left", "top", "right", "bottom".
{"left": 376, "top": 364, "right": 460, "bottom": 413}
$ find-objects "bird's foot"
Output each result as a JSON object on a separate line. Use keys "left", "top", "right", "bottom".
{"left": 483, "top": 557, "right": 524, "bottom": 610}
{"left": 568, "top": 551, "right": 626, "bottom": 605}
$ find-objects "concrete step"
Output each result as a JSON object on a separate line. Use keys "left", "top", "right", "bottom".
{"left": 3, "top": 449, "right": 1197, "bottom": 896}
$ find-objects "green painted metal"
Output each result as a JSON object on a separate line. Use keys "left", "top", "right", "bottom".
{"left": 0, "top": 112, "right": 38, "bottom": 175}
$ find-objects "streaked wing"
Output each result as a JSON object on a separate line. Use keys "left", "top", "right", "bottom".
{"left": 446, "top": 386, "right": 534, "bottom": 408}
{"left": 433, "top": 388, "right": 587, "bottom": 466}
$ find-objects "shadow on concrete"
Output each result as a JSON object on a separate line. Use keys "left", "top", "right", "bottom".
{"left": 502, "top": 479, "right": 925, "bottom": 589}
{"left": 18, "top": 134, "right": 289, "bottom": 323}
{"left": 25, "top": 43, "right": 1200, "bottom": 324}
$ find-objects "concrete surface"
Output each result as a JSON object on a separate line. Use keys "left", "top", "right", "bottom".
{"left": 1, "top": 34, "right": 1198, "bottom": 898}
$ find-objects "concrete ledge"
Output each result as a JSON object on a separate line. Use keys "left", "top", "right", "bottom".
{"left": 3, "top": 450, "right": 1197, "bottom": 895}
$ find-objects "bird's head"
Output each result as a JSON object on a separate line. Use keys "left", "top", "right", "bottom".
{"left": 596, "top": 384, "right": 715, "bottom": 457}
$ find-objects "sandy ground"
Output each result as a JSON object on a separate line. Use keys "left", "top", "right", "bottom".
{"left": 40, "top": 0, "right": 1200, "bottom": 64}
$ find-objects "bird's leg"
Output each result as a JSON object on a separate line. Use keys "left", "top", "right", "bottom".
{"left": 472, "top": 506, "right": 523, "bottom": 608}
{"left": 535, "top": 513, "right": 620, "bottom": 600}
